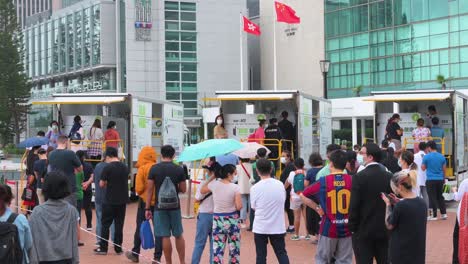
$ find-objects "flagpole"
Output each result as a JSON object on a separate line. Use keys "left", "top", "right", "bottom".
{"left": 240, "top": 13, "right": 244, "bottom": 91}
{"left": 273, "top": 15, "right": 278, "bottom": 91}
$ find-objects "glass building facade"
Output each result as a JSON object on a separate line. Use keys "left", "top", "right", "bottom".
{"left": 24, "top": 3, "right": 114, "bottom": 98}
{"left": 164, "top": 1, "right": 198, "bottom": 117}
{"left": 325, "top": 0, "right": 468, "bottom": 98}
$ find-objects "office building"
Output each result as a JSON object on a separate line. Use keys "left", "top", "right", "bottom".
{"left": 24, "top": 0, "right": 247, "bottom": 139}
{"left": 325, "top": 0, "right": 468, "bottom": 98}
{"left": 15, "top": 0, "right": 52, "bottom": 28}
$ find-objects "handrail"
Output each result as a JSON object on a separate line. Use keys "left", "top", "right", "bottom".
{"left": 66, "top": 139, "right": 125, "bottom": 161}
{"left": 402, "top": 137, "right": 445, "bottom": 155}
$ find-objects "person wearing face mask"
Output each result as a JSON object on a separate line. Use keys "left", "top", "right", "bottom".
{"left": 237, "top": 158, "right": 253, "bottom": 229}
{"left": 69, "top": 115, "right": 85, "bottom": 152}
{"left": 191, "top": 159, "right": 219, "bottom": 264}
{"left": 316, "top": 144, "right": 342, "bottom": 180}
{"left": 381, "top": 171, "right": 427, "bottom": 264}
{"left": 214, "top": 114, "right": 228, "bottom": 139}
{"left": 279, "top": 150, "right": 296, "bottom": 233}
{"left": 201, "top": 164, "right": 243, "bottom": 264}
{"left": 349, "top": 143, "right": 392, "bottom": 264}
{"left": 385, "top": 114, "right": 403, "bottom": 151}
{"left": 46, "top": 120, "right": 64, "bottom": 149}
{"left": 398, "top": 151, "right": 418, "bottom": 196}
{"left": 104, "top": 121, "right": 121, "bottom": 149}
{"left": 249, "top": 119, "right": 267, "bottom": 145}
{"left": 381, "top": 140, "right": 401, "bottom": 174}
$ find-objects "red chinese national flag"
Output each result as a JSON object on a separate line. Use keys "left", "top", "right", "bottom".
{"left": 243, "top": 16, "right": 261, "bottom": 36}
{"left": 275, "top": 1, "right": 301, "bottom": 24}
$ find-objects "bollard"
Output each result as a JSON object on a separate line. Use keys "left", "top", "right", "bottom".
{"left": 182, "top": 179, "right": 194, "bottom": 219}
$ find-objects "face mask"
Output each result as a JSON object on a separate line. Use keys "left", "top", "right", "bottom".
{"left": 216, "top": 119, "right": 223, "bottom": 125}
{"left": 114, "top": 126, "right": 117, "bottom": 130}
{"left": 52, "top": 125, "right": 58, "bottom": 130}
{"left": 357, "top": 154, "right": 364, "bottom": 165}
{"left": 231, "top": 175, "right": 239, "bottom": 183}
{"left": 280, "top": 157, "right": 287, "bottom": 164}
{"left": 205, "top": 173, "right": 210, "bottom": 180}
{"left": 398, "top": 159, "right": 402, "bottom": 167}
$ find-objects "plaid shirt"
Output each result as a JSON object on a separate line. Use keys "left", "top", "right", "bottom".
{"left": 87, "top": 141, "right": 102, "bottom": 157}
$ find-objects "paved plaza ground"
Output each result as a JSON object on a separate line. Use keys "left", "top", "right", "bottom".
{"left": 77, "top": 196, "right": 458, "bottom": 264}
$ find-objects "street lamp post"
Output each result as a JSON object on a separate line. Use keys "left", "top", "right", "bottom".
{"left": 320, "top": 60, "right": 331, "bottom": 99}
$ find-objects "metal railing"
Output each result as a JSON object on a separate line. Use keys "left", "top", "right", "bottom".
{"left": 402, "top": 137, "right": 446, "bottom": 155}
{"left": 66, "top": 139, "right": 125, "bottom": 162}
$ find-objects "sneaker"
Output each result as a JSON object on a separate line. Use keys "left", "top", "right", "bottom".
{"left": 427, "top": 216, "right": 438, "bottom": 221}
{"left": 78, "top": 241, "right": 85, "bottom": 247}
{"left": 286, "top": 227, "right": 295, "bottom": 233}
{"left": 310, "top": 239, "right": 319, "bottom": 245}
{"left": 290, "top": 235, "right": 300, "bottom": 241}
{"left": 441, "top": 214, "right": 448, "bottom": 220}
{"left": 86, "top": 225, "right": 93, "bottom": 231}
{"left": 115, "top": 247, "right": 123, "bottom": 255}
{"left": 305, "top": 234, "right": 311, "bottom": 240}
{"left": 94, "top": 247, "right": 107, "bottom": 255}
{"left": 95, "top": 242, "right": 100, "bottom": 247}
{"left": 125, "top": 251, "right": 139, "bottom": 263}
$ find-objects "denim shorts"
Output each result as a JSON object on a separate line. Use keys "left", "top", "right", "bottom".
{"left": 154, "top": 209, "right": 183, "bottom": 237}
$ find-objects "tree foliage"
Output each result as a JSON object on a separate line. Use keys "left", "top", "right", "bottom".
{"left": 352, "top": 85, "right": 363, "bottom": 97}
{"left": 0, "top": 0, "right": 31, "bottom": 144}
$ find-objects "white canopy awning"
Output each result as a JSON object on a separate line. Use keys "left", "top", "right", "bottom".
{"left": 364, "top": 93, "right": 451, "bottom": 102}
{"left": 30, "top": 94, "right": 127, "bottom": 105}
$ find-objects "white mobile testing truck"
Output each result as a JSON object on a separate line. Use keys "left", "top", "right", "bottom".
{"left": 30, "top": 93, "right": 185, "bottom": 169}
{"left": 207, "top": 90, "right": 332, "bottom": 161}
{"left": 365, "top": 89, "right": 468, "bottom": 183}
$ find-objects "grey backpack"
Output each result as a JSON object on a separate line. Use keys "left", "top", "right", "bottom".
{"left": 157, "top": 177, "right": 179, "bottom": 209}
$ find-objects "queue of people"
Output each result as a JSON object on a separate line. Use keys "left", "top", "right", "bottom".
{"left": 3, "top": 106, "right": 463, "bottom": 264}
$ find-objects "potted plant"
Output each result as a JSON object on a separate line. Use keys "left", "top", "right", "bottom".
{"left": 436, "top": 74, "right": 451, "bottom": 90}
{"left": 352, "top": 85, "right": 363, "bottom": 97}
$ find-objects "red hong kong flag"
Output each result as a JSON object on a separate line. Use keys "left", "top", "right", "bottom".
{"left": 243, "top": 16, "right": 261, "bottom": 36}
{"left": 275, "top": 1, "right": 301, "bottom": 24}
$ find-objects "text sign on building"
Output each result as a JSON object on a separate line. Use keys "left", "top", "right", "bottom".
{"left": 135, "top": 0, "right": 152, "bottom": 41}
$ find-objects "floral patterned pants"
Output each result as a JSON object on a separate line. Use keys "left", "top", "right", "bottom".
{"left": 212, "top": 212, "right": 241, "bottom": 264}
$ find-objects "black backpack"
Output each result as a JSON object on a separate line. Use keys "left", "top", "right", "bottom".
{"left": 69, "top": 126, "right": 82, "bottom": 144}
{"left": 0, "top": 213, "right": 23, "bottom": 264}
{"left": 157, "top": 177, "right": 179, "bottom": 209}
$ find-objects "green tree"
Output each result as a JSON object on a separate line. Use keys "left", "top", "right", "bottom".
{"left": 0, "top": 0, "right": 31, "bottom": 144}
{"left": 352, "top": 85, "right": 363, "bottom": 97}
{"left": 436, "top": 74, "right": 451, "bottom": 90}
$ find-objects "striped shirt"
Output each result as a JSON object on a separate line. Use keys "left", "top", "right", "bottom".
{"left": 303, "top": 173, "right": 352, "bottom": 238}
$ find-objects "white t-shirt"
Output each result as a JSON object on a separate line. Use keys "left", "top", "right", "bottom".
{"left": 287, "top": 170, "right": 304, "bottom": 200}
{"left": 89, "top": 127, "right": 104, "bottom": 140}
{"left": 413, "top": 151, "right": 427, "bottom": 187}
{"left": 195, "top": 180, "right": 214, "bottom": 213}
{"left": 236, "top": 163, "right": 253, "bottom": 194}
{"left": 208, "top": 180, "right": 240, "bottom": 213}
{"left": 250, "top": 178, "right": 286, "bottom": 234}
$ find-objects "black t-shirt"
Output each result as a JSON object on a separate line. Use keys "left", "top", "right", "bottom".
{"left": 101, "top": 161, "right": 129, "bottom": 205}
{"left": 148, "top": 162, "right": 185, "bottom": 210}
{"left": 387, "top": 122, "right": 402, "bottom": 141}
{"left": 83, "top": 162, "right": 94, "bottom": 193}
{"left": 278, "top": 119, "right": 294, "bottom": 140}
{"left": 33, "top": 159, "right": 47, "bottom": 189}
{"left": 388, "top": 197, "right": 427, "bottom": 264}
{"left": 26, "top": 153, "right": 39, "bottom": 176}
{"left": 83, "top": 162, "right": 94, "bottom": 181}
{"left": 48, "top": 149, "right": 82, "bottom": 192}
